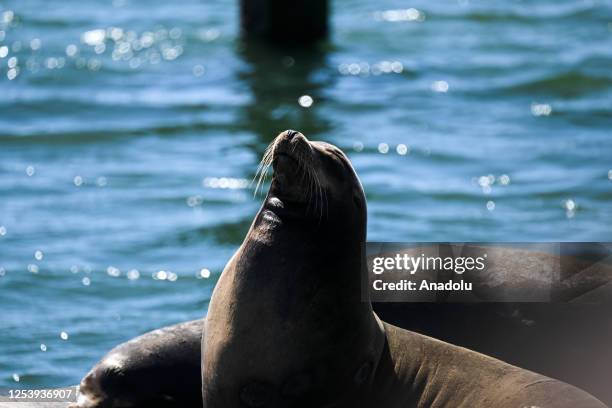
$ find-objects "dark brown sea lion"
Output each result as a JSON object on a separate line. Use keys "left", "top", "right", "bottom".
{"left": 202, "top": 130, "right": 381, "bottom": 407}
{"left": 69, "top": 320, "right": 202, "bottom": 408}
{"left": 201, "top": 130, "right": 606, "bottom": 407}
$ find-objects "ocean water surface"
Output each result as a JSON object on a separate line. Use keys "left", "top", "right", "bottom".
{"left": 1, "top": 0, "right": 611, "bottom": 388}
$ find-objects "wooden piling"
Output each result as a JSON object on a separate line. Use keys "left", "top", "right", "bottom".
{"left": 240, "top": 0, "right": 328, "bottom": 44}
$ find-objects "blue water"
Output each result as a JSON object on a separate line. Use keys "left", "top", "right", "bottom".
{"left": 0, "top": 0, "right": 611, "bottom": 389}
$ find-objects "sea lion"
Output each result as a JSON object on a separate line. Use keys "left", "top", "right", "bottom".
{"left": 69, "top": 320, "right": 203, "bottom": 408}
{"left": 202, "top": 130, "right": 606, "bottom": 407}
{"left": 202, "top": 129, "right": 382, "bottom": 407}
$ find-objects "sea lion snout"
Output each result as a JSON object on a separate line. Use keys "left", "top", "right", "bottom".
{"left": 281, "top": 129, "right": 301, "bottom": 142}
{"left": 272, "top": 130, "right": 311, "bottom": 164}
{"left": 278, "top": 129, "right": 306, "bottom": 143}
{"left": 258, "top": 130, "right": 319, "bottom": 215}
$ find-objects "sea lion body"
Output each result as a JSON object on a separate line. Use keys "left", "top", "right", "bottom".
{"left": 202, "top": 131, "right": 384, "bottom": 407}
{"left": 368, "top": 323, "right": 604, "bottom": 407}
{"left": 70, "top": 318, "right": 605, "bottom": 408}
{"left": 70, "top": 320, "right": 203, "bottom": 408}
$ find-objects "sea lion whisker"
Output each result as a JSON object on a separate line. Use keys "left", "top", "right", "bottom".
{"left": 305, "top": 165, "right": 315, "bottom": 215}
{"left": 302, "top": 155, "right": 315, "bottom": 205}
{"left": 311, "top": 169, "right": 320, "bottom": 218}
{"left": 303, "top": 166, "right": 313, "bottom": 213}
{"left": 253, "top": 145, "right": 275, "bottom": 197}
{"left": 253, "top": 162, "right": 267, "bottom": 197}
{"left": 306, "top": 167, "right": 318, "bottom": 216}
{"left": 312, "top": 170, "right": 324, "bottom": 223}
{"left": 252, "top": 147, "right": 269, "bottom": 183}
{"left": 252, "top": 163, "right": 267, "bottom": 195}
{"left": 310, "top": 170, "right": 318, "bottom": 216}
{"left": 299, "top": 160, "right": 311, "bottom": 202}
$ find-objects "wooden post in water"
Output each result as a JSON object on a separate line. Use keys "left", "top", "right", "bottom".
{"left": 240, "top": 0, "right": 328, "bottom": 44}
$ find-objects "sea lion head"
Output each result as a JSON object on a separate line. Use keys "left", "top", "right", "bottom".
{"left": 203, "top": 131, "right": 384, "bottom": 408}
{"left": 254, "top": 129, "right": 366, "bottom": 241}
{"left": 70, "top": 353, "right": 135, "bottom": 408}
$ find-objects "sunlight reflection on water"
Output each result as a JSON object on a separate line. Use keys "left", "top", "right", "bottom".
{"left": 0, "top": 0, "right": 611, "bottom": 389}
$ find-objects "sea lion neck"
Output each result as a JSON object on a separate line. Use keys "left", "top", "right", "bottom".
{"left": 246, "top": 208, "right": 364, "bottom": 281}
